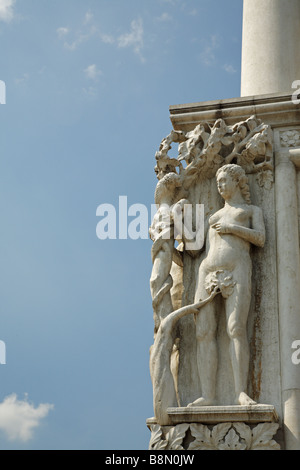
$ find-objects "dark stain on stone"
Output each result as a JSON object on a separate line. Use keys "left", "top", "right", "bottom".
{"left": 249, "top": 275, "right": 263, "bottom": 402}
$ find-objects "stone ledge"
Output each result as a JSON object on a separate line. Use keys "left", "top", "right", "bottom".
{"left": 166, "top": 405, "right": 279, "bottom": 425}
{"left": 147, "top": 405, "right": 279, "bottom": 427}
{"left": 169, "top": 92, "right": 300, "bottom": 131}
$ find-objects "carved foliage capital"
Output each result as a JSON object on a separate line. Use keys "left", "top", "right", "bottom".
{"left": 154, "top": 116, "right": 274, "bottom": 190}
{"left": 149, "top": 422, "right": 280, "bottom": 451}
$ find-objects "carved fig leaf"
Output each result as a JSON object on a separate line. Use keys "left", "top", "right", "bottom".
{"left": 189, "top": 424, "right": 216, "bottom": 450}
{"left": 149, "top": 424, "right": 168, "bottom": 450}
{"left": 165, "top": 423, "right": 189, "bottom": 450}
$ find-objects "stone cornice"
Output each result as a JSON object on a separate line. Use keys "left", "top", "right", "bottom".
{"left": 170, "top": 92, "right": 300, "bottom": 132}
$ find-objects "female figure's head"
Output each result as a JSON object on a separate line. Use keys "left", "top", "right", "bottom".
{"left": 216, "top": 164, "right": 251, "bottom": 205}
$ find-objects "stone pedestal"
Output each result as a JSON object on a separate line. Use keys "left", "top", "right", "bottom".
{"left": 148, "top": 91, "right": 300, "bottom": 450}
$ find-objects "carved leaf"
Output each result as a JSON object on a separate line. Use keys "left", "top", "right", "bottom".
{"left": 256, "top": 169, "right": 273, "bottom": 190}
{"left": 251, "top": 440, "right": 281, "bottom": 451}
{"left": 189, "top": 424, "right": 216, "bottom": 450}
{"left": 149, "top": 425, "right": 168, "bottom": 450}
{"left": 165, "top": 423, "right": 189, "bottom": 450}
{"left": 251, "top": 423, "right": 280, "bottom": 450}
{"left": 155, "top": 117, "right": 273, "bottom": 187}
{"left": 233, "top": 423, "right": 252, "bottom": 450}
{"left": 221, "top": 135, "right": 234, "bottom": 146}
{"left": 211, "top": 423, "right": 232, "bottom": 448}
{"left": 218, "top": 428, "right": 247, "bottom": 451}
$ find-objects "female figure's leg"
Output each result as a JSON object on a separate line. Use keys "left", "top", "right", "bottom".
{"left": 225, "top": 263, "right": 255, "bottom": 405}
{"left": 188, "top": 268, "right": 218, "bottom": 406}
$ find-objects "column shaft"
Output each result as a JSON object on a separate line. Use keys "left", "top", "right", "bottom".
{"left": 241, "top": 0, "right": 300, "bottom": 96}
{"left": 275, "top": 152, "right": 300, "bottom": 450}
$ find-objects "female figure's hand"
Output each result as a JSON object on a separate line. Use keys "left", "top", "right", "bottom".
{"left": 211, "top": 222, "right": 232, "bottom": 234}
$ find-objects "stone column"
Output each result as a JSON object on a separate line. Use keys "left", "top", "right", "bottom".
{"left": 275, "top": 149, "right": 300, "bottom": 450}
{"left": 241, "top": 0, "right": 300, "bottom": 97}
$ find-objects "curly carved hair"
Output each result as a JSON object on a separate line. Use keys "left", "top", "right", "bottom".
{"left": 154, "top": 171, "right": 182, "bottom": 205}
{"left": 216, "top": 164, "right": 251, "bottom": 205}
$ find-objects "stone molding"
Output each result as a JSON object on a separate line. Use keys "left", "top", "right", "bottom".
{"left": 147, "top": 405, "right": 280, "bottom": 450}
{"left": 166, "top": 405, "right": 279, "bottom": 425}
{"left": 148, "top": 421, "right": 280, "bottom": 451}
{"left": 170, "top": 92, "right": 300, "bottom": 132}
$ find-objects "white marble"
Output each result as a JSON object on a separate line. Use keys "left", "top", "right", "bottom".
{"left": 189, "top": 165, "right": 265, "bottom": 408}
{"left": 241, "top": 0, "right": 300, "bottom": 96}
{"left": 274, "top": 142, "right": 300, "bottom": 450}
{"left": 149, "top": 116, "right": 275, "bottom": 424}
{"left": 166, "top": 405, "right": 279, "bottom": 424}
{"left": 147, "top": 418, "right": 280, "bottom": 450}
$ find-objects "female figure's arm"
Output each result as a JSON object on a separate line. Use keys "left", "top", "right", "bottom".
{"left": 212, "top": 206, "right": 265, "bottom": 248}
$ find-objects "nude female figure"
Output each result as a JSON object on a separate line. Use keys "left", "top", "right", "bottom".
{"left": 189, "top": 164, "right": 265, "bottom": 407}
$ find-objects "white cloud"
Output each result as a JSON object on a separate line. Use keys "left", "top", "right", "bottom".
{"left": 0, "top": 0, "right": 15, "bottom": 22}
{"left": 63, "top": 28, "right": 98, "bottom": 51}
{"left": 14, "top": 73, "right": 29, "bottom": 85}
{"left": 57, "top": 27, "right": 69, "bottom": 39}
{"left": 200, "top": 34, "right": 219, "bottom": 67}
{"left": 188, "top": 9, "right": 198, "bottom": 17}
{"left": 58, "top": 12, "right": 97, "bottom": 51}
{"left": 100, "top": 33, "right": 115, "bottom": 45}
{"left": 117, "top": 18, "right": 145, "bottom": 62}
{"left": 223, "top": 64, "right": 237, "bottom": 74}
{"left": 83, "top": 86, "right": 98, "bottom": 99}
{"left": 156, "top": 12, "right": 173, "bottom": 22}
{"left": 84, "top": 64, "right": 102, "bottom": 81}
{"left": 84, "top": 10, "right": 93, "bottom": 25}
{"left": 0, "top": 394, "right": 53, "bottom": 442}
{"left": 57, "top": 13, "right": 145, "bottom": 63}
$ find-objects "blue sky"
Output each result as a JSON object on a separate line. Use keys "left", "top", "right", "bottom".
{"left": 0, "top": 0, "right": 243, "bottom": 450}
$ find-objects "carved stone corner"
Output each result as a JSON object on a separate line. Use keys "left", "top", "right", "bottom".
{"left": 147, "top": 405, "right": 281, "bottom": 451}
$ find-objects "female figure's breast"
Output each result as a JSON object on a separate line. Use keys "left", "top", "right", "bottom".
{"left": 204, "top": 206, "right": 252, "bottom": 271}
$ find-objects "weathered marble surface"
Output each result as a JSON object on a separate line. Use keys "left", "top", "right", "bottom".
{"left": 148, "top": 91, "right": 300, "bottom": 449}
{"left": 241, "top": 0, "right": 300, "bottom": 96}
{"left": 147, "top": 405, "right": 281, "bottom": 450}
{"left": 149, "top": 115, "right": 275, "bottom": 416}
